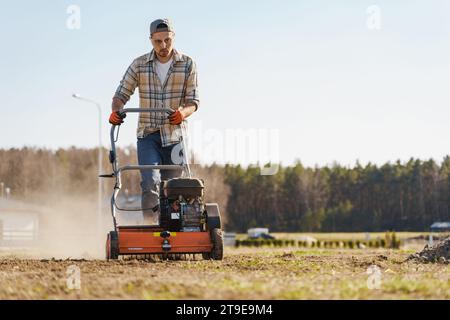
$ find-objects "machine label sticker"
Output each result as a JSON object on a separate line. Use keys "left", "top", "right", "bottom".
{"left": 171, "top": 212, "right": 180, "bottom": 219}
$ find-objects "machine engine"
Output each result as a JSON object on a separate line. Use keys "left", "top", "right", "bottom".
{"left": 159, "top": 178, "right": 206, "bottom": 232}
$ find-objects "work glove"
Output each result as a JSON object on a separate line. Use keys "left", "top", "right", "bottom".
{"left": 109, "top": 111, "right": 126, "bottom": 125}
{"left": 169, "top": 110, "right": 185, "bottom": 125}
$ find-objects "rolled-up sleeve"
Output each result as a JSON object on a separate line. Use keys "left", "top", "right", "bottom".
{"left": 184, "top": 60, "right": 200, "bottom": 110}
{"left": 114, "top": 60, "right": 139, "bottom": 104}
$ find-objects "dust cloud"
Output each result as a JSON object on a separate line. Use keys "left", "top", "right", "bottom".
{"left": 22, "top": 192, "right": 113, "bottom": 260}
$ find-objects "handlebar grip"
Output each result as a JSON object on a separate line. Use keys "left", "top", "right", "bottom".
{"left": 118, "top": 108, "right": 174, "bottom": 117}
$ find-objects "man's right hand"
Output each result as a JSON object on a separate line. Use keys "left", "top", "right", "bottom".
{"left": 109, "top": 111, "right": 126, "bottom": 125}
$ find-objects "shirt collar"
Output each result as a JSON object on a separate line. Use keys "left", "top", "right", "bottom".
{"left": 146, "top": 48, "right": 183, "bottom": 63}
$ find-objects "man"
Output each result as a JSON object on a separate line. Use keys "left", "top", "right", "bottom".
{"left": 109, "top": 18, "right": 199, "bottom": 224}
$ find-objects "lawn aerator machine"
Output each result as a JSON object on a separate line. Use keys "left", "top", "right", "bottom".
{"left": 101, "top": 108, "right": 223, "bottom": 260}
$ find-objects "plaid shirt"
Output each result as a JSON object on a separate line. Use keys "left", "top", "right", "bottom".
{"left": 114, "top": 48, "right": 199, "bottom": 147}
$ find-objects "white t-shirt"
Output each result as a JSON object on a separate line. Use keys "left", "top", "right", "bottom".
{"left": 154, "top": 56, "right": 173, "bottom": 87}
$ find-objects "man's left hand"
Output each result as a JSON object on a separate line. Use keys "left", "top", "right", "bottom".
{"left": 169, "top": 110, "right": 185, "bottom": 125}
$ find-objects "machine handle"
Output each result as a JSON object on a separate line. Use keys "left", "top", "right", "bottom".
{"left": 110, "top": 108, "right": 175, "bottom": 143}
{"left": 117, "top": 108, "right": 174, "bottom": 118}
{"left": 108, "top": 107, "right": 191, "bottom": 180}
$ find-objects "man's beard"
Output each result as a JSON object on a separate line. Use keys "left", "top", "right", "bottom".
{"left": 159, "top": 49, "right": 170, "bottom": 57}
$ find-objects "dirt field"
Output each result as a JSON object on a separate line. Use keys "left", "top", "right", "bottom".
{"left": 0, "top": 247, "right": 449, "bottom": 299}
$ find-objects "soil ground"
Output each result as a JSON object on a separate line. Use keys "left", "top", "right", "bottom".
{"left": 0, "top": 247, "right": 448, "bottom": 299}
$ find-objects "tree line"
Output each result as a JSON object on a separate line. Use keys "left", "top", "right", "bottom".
{"left": 224, "top": 158, "right": 450, "bottom": 232}
{"left": 0, "top": 147, "right": 448, "bottom": 232}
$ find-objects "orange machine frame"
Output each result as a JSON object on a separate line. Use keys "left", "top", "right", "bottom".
{"left": 117, "top": 226, "right": 213, "bottom": 255}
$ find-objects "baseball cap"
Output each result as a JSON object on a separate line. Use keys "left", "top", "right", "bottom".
{"left": 150, "top": 18, "right": 174, "bottom": 35}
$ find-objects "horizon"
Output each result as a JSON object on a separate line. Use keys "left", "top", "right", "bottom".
{"left": 1, "top": 145, "right": 448, "bottom": 169}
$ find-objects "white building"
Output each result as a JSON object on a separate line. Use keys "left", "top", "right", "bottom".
{"left": 0, "top": 199, "right": 41, "bottom": 248}
{"left": 247, "top": 228, "right": 270, "bottom": 239}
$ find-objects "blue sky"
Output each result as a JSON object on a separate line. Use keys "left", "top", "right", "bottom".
{"left": 1, "top": 0, "right": 449, "bottom": 167}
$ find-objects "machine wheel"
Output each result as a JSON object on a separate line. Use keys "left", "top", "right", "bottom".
{"left": 210, "top": 228, "right": 224, "bottom": 260}
{"left": 106, "top": 231, "right": 119, "bottom": 260}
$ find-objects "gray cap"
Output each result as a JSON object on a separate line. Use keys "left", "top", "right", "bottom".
{"left": 150, "top": 18, "right": 174, "bottom": 35}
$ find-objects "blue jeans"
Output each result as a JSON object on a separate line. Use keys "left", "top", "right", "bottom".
{"left": 137, "top": 131, "right": 182, "bottom": 217}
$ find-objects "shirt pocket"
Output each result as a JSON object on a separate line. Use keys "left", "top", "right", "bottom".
{"left": 168, "top": 70, "right": 187, "bottom": 89}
